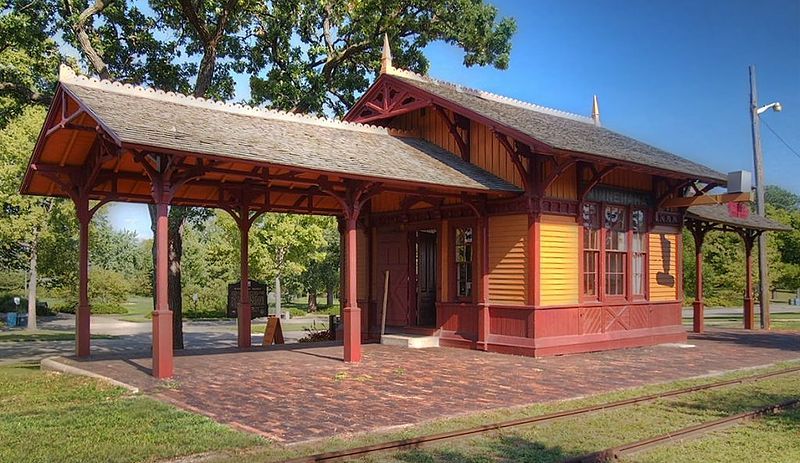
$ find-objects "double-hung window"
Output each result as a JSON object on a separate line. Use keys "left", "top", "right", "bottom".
{"left": 581, "top": 203, "right": 648, "bottom": 301}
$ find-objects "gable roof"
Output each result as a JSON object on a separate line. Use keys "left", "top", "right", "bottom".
{"left": 686, "top": 204, "right": 792, "bottom": 232}
{"left": 48, "top": 66, "right": 521, "bottom": 194}
{"left": 370, "top": 70, "right": 726, "bottom": 183}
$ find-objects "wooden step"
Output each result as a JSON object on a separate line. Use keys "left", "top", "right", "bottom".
{"left": 380, "top": 333, "right": 440, "bottom": 349}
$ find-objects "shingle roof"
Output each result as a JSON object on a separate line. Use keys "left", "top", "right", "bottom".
{"left": 686, "top": 204, "right": 792, "bottom": 231}
{"left": 388, "top": 71, "right": 727, "bottom": 183}
{"left": 58, "top": 67, "right": 520, "bottom": 193}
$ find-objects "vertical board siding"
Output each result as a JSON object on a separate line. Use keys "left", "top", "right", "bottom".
{"left": 488, "top": 215, "right": 528, "bottom": 305}
{"left": 544, "top": 164, "right": 578, "bottom": 199}
{"left": 539, "top": 216, "right": 580, "bottom": 305}
{"left": 603, "top": 169, "right": 652, "bottom": 191}
{"left": 357, "top": 228, "right": 369, "bottom": 300}
{"left": 390, "top": 109, "right": 525, "bottom": 188}
{"left": 649, "top": 233, "right": 678, "bottom": 301}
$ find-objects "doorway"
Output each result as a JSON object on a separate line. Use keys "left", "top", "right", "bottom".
{"left": 414, "top": 230, "right": 437, "bottom": 327}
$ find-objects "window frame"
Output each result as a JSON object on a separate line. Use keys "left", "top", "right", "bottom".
{"left": 579, "top": 202, "right": 650, "bottom": 304}
{"left": 450, "top": 219, "right": 477, "bottom": 303}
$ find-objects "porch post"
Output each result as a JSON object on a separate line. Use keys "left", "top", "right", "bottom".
{"left": 152, "top": 200, "right": 174, "bottom": 378}
{"left": 477, "top": 216, "right": 490, "bottom": 350}
{"left": 343, "top": 213, "right": 361, "bottom": 362}
{"left": 76, "top": 193, "right": 91, "bottom": 358}
{"left": 691, "top": 228, "right": 705, "bottom": 334}
{"left": 743, "top": 232, "right": 756, "bottom": 330}
{"left": 238, "top": 203, "right": 252, "bottom": 348}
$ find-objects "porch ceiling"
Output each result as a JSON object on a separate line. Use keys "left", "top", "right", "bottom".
{"left": 21, "top": 66, "right": 521, "bottom": 214}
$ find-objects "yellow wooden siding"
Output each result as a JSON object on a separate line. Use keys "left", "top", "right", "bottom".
{"left": 488, "top": 215, "right": 528, "bottom": 305}
{"left": 543, "top": 164, "right": 578, "bottom": 199}
{"left": 539, "top": 216, "right": 579, "bottom": 305}
{"left": 649, "top": 233, "right": 678, "bottom": 301}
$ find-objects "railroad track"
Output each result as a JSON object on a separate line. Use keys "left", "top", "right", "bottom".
{"left": 564, "top": 398, "right": 799, "bottom": 463}
{"left": 283, "top": 364, "right": 800, "bottom": 463}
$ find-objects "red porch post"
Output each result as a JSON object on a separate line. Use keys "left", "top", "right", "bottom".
{"left": 691, "top": 228, "right": 706, "bottom": 334}
{"left": 152, "top": 199, "right": 174, "bottom": 378}
{"left": 477, "top": 216, "right": 490, "bottom": 350}
{"left": 75, "top": 193, "right": 91, "bottom": 358}
{"left": 743, "top": 232, "right": 756, "bottom": 330}
{"left": 343, "top": 213, "right": 361, "bottom": 362}
{"left": 238, "top": 202, "right": 252, "bottom": 348}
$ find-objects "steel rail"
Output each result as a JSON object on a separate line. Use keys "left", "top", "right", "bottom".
{"left": 282, "top": 365, "right": 800, "bottom": 463}
{"left": 563, "top": 398, "right": 800, "bottom": 463}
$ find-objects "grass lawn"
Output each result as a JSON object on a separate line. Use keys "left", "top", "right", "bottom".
{"left": 0, "top": 330, "right": 114, "bottom": 342}
{"left": 111, "top": 295, "right": 154, "bottom": 322}
{"left": 3, "top": 361, "right": 798, "bottom": 462}
{"left": 0, "top": 365, "right": 266, "bottom": 463}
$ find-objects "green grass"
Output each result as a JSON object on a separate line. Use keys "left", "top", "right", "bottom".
{"left": 628, "top": 407, "right": 800, "bottom": 463}
{"left": 0, "top": 330, "right": 114, "bottom": 342}
{"left": 0, "top": 365, "right": 266, "bottom": 463}
{"left": 110, "top": 295, "right": 153, "bottom": 322}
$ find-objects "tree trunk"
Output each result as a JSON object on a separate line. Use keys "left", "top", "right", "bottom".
{"left": 326, "top": 285, "right": 334, "bottom": 307}
{"left": 26, "top": 239, "right": 37, "bottom": 330}
{"left": 194, "top": 45, "right": 218, "bottom": 97}
{"left": 307, "top": 290, "right": 317, "bottom": 312}
{"left": 274, "top": 276, "right": 282, "bottom": 318}
{"left": 168, "top": 215, "right": 185, "bottom": 349}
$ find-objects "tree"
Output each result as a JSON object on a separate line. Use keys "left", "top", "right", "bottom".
{"left": 301, "top": 223, "right": 340, "bottom": 310}
{"left": 248, "top": 0, "right": 516, "bottom": 115}
{"left": 49, "top": 0, "right": 515, "bottom": 345}
{"left": 0, "top": 106, "right": 73, "bottom": 328}
{"left": 251, "top": 214, "right": 329, "bottom": 316}
{"left": 0, "top": 0, "right": 60, "bottom": 127}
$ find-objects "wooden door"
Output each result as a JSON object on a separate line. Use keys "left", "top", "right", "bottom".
{"left": 415, "top": 231, "right": 437, "bottom": 326}
{"left": 375, "top": 229, "right": 410, "bottom": 326}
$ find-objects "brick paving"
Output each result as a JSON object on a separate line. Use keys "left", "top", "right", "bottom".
{"left": 54, "top": 329, "right": 800, "bottom": 443}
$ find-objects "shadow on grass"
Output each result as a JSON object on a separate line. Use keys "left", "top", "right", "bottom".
{"left": 393, "top": 435, "right": 572, "bottom": 463}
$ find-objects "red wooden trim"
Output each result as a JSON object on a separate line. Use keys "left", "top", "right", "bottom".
{"left": 529, "top": 214, "right": 541, "bottom": 307}
{"left": 434, "top": 106, "right": 469, "bottom": 161}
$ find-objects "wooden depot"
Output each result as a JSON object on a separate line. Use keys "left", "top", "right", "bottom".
{"left": 18, "top": 40, "right": 790, "bottom": 378}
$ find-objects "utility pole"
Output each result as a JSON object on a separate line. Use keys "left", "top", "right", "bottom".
{"left": 749, "top": 64, "right": 770, "bottom": 329}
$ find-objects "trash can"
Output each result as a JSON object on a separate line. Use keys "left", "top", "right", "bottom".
{"left": 17, "top": 313, "right": 27, "bottom": 327}
{"left": 5, "top": 312, "right": 17, "bottom": 327}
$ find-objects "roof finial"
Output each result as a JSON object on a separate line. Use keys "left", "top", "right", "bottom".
{"left": 591, "top": 94, "right": 601, "bottom": 126}
{"left": 380, "top": 33, "right": 393, "bottom": 74}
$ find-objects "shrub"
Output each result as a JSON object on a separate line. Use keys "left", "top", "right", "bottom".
{"left": 297, "top": 321, "right": 334, "bottom": 343}
{"left": 183, "top": 281, "right": 227, "bottom": 319}
{"left": 0, "top": 294, "right": 54, "bottom": 315}
{"left": 54, "top": 268, "right": 130, "bottom": 314}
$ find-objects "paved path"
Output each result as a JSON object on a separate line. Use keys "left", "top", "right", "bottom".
{"left": 0, "top": 314, "right": 326, "bottom": 365}
{"left": 52, "top": 328, "right": 800, "bottom": 443}
{"left": 681, "top": 304, "right": 798, "bottom": 318}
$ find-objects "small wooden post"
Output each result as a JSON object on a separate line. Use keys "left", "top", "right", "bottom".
{"left": 690, "top": 223, "right": 707, "bottom": 334}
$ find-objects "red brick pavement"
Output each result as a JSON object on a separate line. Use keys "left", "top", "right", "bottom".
{"left": 57, "top": 329, "right": 800, "bottom": 443}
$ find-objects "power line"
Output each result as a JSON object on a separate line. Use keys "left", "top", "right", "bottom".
{"left": 762, "top": 119, "right": 800, "bottom": 161}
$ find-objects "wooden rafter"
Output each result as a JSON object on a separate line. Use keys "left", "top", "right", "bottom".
{"left": 348, "top": 79, "right": 431, "bottom": 124}
{"left": 494, "top": 132, "right": 530, "bottom": 191}
{"left": 433, "top": 106, "right": 469, "bottom": 161}
{"left": 578, "top": 162, "right": 617, "bottom": 202}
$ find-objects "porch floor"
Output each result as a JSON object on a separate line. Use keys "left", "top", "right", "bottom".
{"left": 51, "top": 328, "right": 800, "bottom": 443}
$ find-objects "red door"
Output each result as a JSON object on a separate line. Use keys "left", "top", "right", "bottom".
{"left": 375, "top": 230, "right": 410, "bottom": 326}
{"left": 415, "top": 231, "right": 437, "bottom": 326}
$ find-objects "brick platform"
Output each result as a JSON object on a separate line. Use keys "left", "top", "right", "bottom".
{"left": 55, "top": 329, "right": 800, "bottom": 443}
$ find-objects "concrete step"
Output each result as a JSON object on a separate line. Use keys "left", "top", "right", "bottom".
{"left": 380, "top": 333, "right": 439, "bottom": 349}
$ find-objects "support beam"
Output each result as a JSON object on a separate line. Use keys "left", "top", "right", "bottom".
{"left": 687, "top": 220, "right": 714, "bottom": 334}
{"left": 75, "top": 193, "right": 91, "bottom": 358}
{"left": 477, "top": 215, "right": 490, "bottom": 351}
{"left": 152, "top": 200, "right": 173, "bottom": 378}
{"left": 238, "top": 201, "right": 252, "bottom": 348}
{"left": 740, "top": 230, "right": 759, "bottom": 330}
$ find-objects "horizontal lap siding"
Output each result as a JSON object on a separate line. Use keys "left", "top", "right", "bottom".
{"left": 649, "top": 233, "right": 678, "bottom": 301}
{"left": 488, "top": 215, "right": 528, "bottom": 305}
{"left": 539, "top": 216, "right": 579, "bottom": 305}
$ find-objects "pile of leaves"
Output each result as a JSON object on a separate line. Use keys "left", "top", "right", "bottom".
{"left": 297, "top": 321, "right": 334, "bottom": 343}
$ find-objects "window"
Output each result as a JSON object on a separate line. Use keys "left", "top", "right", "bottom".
{"left": 604, "top": 205, "right": 627, "bottom": 297}
{"left": 583, "top": 203, "right": 651, "bottom": 301}
{"left": 581, "top": 204, "right": 600, "bottom": 299}
{"left": 455, "top": 227, "right": 473, "bottom": 298}
{"left": 631, "top": 209, "right": 647, "bottom": 297}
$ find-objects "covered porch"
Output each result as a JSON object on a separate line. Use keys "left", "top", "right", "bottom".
{"left": 21, "top": 66, "right": 518, "bottom": 378}
{"left": 685, "top": 204, "right": 792, "bottom": 333}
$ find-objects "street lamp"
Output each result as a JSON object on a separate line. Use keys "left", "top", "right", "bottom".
{"left": 748, "top": 64, "right": 782, "bottom": 329}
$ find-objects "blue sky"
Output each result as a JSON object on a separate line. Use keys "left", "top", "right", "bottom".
{"left": 106, "top": 0, "right": 800, "bottom": 238}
